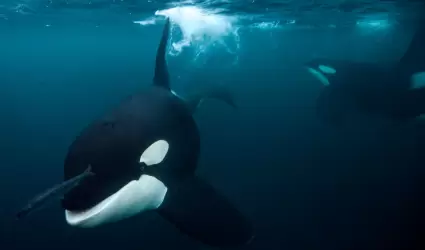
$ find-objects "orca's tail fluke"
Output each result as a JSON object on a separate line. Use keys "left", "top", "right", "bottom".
{"left": 153, "top": 17, "right": 171, "bottom": 90}
{"left": 157, "top": 176, "right": 254, "bottom": 247}
{"left": 186, "top": 85, "right": 237, "bottom": 114}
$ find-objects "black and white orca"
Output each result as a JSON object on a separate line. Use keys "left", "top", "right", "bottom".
{"left": 61, "top": 18, "right": 253, "bottom": 247}
{"left": 305, "top": 23, "right": 425, "bottom": 125}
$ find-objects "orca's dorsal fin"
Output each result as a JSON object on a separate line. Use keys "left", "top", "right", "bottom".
{"left": 153, "top": 17, "right": 171, "bottom": 90}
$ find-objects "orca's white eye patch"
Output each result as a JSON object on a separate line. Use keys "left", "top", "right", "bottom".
{"left": 139, "top": 140, "right": 169, "bottom": 166}
{"left": 411, "top": 71, "right": 425, "bottom": 89}
{"left": 318, "top": 65, "right": 336, "bottom": 74}
{"left": 307, "top": 67, "right": 330, "bottom": 86}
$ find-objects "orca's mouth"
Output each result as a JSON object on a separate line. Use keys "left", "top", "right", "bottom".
{"left": 62, "top": 170, "right": 138, "bottom": 211}
{"left": 65, "top": 174, "right": 168, "bottom": 228}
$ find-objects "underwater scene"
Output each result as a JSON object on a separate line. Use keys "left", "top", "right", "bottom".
{"left": 1, "top": 0, "right": 425, "bottom": 249}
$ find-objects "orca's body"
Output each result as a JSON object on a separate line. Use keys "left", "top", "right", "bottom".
{"left": 305, "top": 23, "right": 425, "bottom": 125}
{"left": 61, "top": 18, "right": 253, "bottom": 247}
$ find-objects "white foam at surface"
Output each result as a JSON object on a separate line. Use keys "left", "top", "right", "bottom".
{"left": 134, "top": 6, "right": 240, "bottom": 61}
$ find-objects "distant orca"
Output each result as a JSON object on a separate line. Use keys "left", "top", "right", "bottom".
{"left": 305, "top": 23, "right": 425, "bottom": 125}
{"left": 61, "top": 18, "right": 253, "bottom": 247}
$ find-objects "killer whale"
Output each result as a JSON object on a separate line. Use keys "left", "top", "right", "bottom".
{"left": 59, "top": 18, "right": 253, "bottom": 247}
{"left": 305, "top": 22, "right": 425, "bottom": 125}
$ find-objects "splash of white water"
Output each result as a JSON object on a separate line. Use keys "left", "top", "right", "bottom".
{"left": 134, "top": 6, "right": 240, "bottom": 63}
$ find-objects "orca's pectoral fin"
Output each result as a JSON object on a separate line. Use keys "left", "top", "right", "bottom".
{"left": 153, "top": 17, "right": 171, "bottom": 90}
{"left": 157, "top": 176, "right": 253, "bottom": 247}
{"left": 186, "top": 85, "right": 237, "bottom": 114}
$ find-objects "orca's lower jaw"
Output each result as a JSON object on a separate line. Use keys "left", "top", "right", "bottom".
{"left": 65, "top": 174, "right": 168, "bottom": 228}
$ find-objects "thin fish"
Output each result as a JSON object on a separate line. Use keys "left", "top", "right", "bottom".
{"left": 16, "top": 165, "right": 95, "bottom": 219}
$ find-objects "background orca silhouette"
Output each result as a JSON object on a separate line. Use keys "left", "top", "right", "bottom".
{"left": 305, "top": 21, "right": 425, "bottom": 125}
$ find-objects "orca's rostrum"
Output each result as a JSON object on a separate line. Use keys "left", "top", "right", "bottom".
{"left": 61, "top": 18, "right": 253, "bottom": 247}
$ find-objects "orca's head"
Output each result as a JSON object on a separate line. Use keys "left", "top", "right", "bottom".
{"left": 60, "top": 91, "right": 200, "bottom": 228}
{"left": 62, "top": 137, "right": 171, "bottom": 228}
{"left": 304, "top": 58, "right": 338, "bottom": 87}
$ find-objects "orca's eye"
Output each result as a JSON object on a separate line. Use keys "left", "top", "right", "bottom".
{"left": 140, "top": 163, "right": 146, "bottom": 172}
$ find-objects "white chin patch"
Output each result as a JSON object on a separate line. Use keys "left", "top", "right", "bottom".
{"left": 65, "top": 174, "right": 168, "bottom": 228}
{"left": 411, "top": 71, "right": 425, "bottom": 89}
{"left": 307, "top": 67, "right": 330, "bottom": 86}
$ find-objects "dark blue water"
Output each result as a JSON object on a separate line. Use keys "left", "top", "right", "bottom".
{"left": 1, "top": 1, "right": 425, "bottom": 249}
